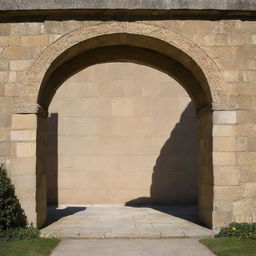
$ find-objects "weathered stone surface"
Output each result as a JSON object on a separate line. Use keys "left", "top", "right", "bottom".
{"left": 213, "top": 111, "right": 237, "bottom": 124}
{"left": 213, "top": 152, "right": 236, "bottom": 165}
{"left": 2, "top": 47, "right": 41, "bottom": 60}
{"left": 214, "top": 166, "right": 240, "bottom": 186}
{"left": 213, "top": 137, "right": 235, "bottom": 152}
{"left": 15, "top": 142, "right": 36, "bottom": 158}
{"left": 0, "top": 17, "right": 254, "bottom": 230}
{"left": 214, "top": 186, "right": 241, "bottom": 201}
{"left": 242, "top": 183, "right": 256, "bottom": 198}
{"left": 11, "top": 114, "right": 37, "bottom": 129}
{"left": 11, "top": 130, "right": 36, "bottom": 141}
{"left": 1, "top": 0, "right": 256, "bottom": 11}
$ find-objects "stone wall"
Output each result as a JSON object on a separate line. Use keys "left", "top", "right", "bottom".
{"left": 0, "top": 19, "right": 254, "bottom": 228}
{"left": 46, "top": 62, "right": 197, "bottom": 205}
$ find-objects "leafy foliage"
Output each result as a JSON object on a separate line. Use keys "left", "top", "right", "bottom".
{"left": 216, "top": 222, "right": 256, "bottom": 240}
{"left": 0, "top": 226, "right": 40, "bottom": 241}
{"left": 0, "top": 164, "right": 27, "bottom": 231}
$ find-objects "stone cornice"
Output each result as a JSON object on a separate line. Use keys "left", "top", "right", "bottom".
{"left": 1, "top": 0, "right": 256, "bottom": 11}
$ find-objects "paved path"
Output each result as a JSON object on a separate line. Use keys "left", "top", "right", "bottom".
{"left": 41, "top": 205, "right": 214, "bottom": 238}
{"left": 50, "top": 238, "right": 216, "bottom": 256}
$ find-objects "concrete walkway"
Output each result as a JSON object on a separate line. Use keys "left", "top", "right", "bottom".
{"left": 50, "top": 238, "right": 216, "bottom": 256}
{"left": 41, "top": 205, "right": 214, "bottom": 238}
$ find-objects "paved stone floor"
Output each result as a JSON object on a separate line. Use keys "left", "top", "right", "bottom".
{"left": 41, "top": 205, "right": 214, "bottom": 238}
{"left": 50, "top": 238, "right": 216, "bottom": 256}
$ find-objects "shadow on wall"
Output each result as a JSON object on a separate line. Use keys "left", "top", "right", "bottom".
{"left": 126, "top": 102, "right": 198, "bottom": 206}
{"left": 46, "top": 113, "right": 58, "bottom": 205}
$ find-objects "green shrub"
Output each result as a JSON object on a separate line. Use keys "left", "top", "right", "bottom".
{"left": 0, "top": 163, "right": 27, "bottom": 231}
{"left": 0, "top": 225, "right": 40, "bottom": 241}
{"left": 216, "top": 222, "right": 256, "bottom": 240}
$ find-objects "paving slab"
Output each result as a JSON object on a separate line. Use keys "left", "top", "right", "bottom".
{"left": 50, "top": 238, "right": 216, "bottom": 256}
{"left": 41, "top": 205, "right": 214, "bottom": 239}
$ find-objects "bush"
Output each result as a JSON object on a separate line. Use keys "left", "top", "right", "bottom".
{"left": 216, "top": 222, "right": 256, "bottom": 240}
{"left": 0, "top": 225, "right": 40, "bottom": 241}
{"left": 0, "top": 164, "right": 27, "bottom": 231}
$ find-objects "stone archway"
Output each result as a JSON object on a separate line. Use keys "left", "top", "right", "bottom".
{"left": 11, "top": 22, "right": 234, "bottom": 229}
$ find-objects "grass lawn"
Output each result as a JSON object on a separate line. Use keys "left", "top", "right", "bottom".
{"left": 200, "top": 238, "right": 256, "bottom": 256}
{"left": 0, "top": 238, "right": 60, "bottom": 256}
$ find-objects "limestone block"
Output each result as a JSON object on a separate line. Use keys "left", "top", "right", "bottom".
{"left": 242, "top": 71, "right": 256, "bottom": 82}
{"left": 240, "top": 165, "right": 256, "bottom": 183}
{"left": 205, "top": 46, "right": 237, "bottom": 59}
{"left": 0, "top": 142, "right": 10, "bottom": 156}
{"left": 0, "top": 127, "right": 10, "bottom": 142}
{"left": 242, "top": 183, "right": 256, "bottom": 198}
{"left": 15, "top": 189, "right": 36, "bottom": 202}
{"left": 237, "top": 46, "right": 256, "bottom": 59}
{"left": 213, "top": 137, "right": 235, "bottom": 152}
{"left": 11, "top": 130, "right": 36, "bottom": 141}
{"left": 111, "top": 98, "right": 133, "bottom": 116}
{"left": 58, "top": 171, "right": 90, "bottom": 189}
{"left": 214, "top": 186, "right": 241, "bottom": 201}
{"left": 0, "top": 59, "right": 9, "bottom": 71}
{"left": 11, "top": 114, "right": 37, "bottom": 129}
{"left": 12, "top": 175, "right": 36, "bottom": 190}
{"left": 236, "top": 137, "right": 247, "bottom": 152}
{"left": 8, "top": 71, "right": 26, "bottom": 82}
{"left": 214, "top": 200, "right": 233, "bottom": 212}
{"left": 0, "top": 37, "right": 8, "bottom": 46}
{"left": 10, "top": 23, "right": 43, "bottom": 36}
{"left": 236, "top": 124, "right": 256, "bottom": 137}
{"left": 0, "top": 83, "right": 4, "bottom": 96}
{"left": 8, "top": 36, "right": 21, "bottom": 46}
{"left": 110, "top": 189, "right": 149, "bottom": 204}
{"left": 213, "top": 111, "right": 236, "bottom": 124}
{"left": 0, "top": 24, "right": 10, "bottom": 35}
{"left": 52, "top": 98, "right": 85, "bottom": 116}
{"left": 2, "top": 47, "right": 41, "bottom": 60}
{"left": 233, "top": 199, "right": 254, "bottom": 212}
{"left": 112, "top": 171, "right": 151, "bottom": 190}
{"left": 231, "top": 95, "right": 252, "bottom": 110}
{"left": 233, "top": 211, "right": 253, "bottom": 223}
{"left": 21, "top": 35, "right": 49, "bottom": 47}
{"left": 9, "top": 157, "right": 36, "bottom": 175}
{"left": 49, "top": 34, "right": 62, "bottom": 43}
{"left": 16, "top": 142, "right": 36, "bottom": 157}
{"left": 213, "top": 152, "right": 236, "bottom": 165}
{"left": 214, "top": 33, "right": 228, "bottom": 46}
{"left": 249, "top": 60, "right": 256, "bottom": 70}
{"left": 72, "top": 189, "right": 110, "bottom": 204}
{"left": 97, "top": 80, "right": 125, "bottom": 97}
{"left": 0, "top": 113, "right": 11, "bottom": 127}
{"left": 192, "top": 35, "right": 214, "bottom": 46}
{"left": 58, "top": 189, "right": 74, "bottom": 204}
{"left": 237, "top": 152, "right": 256, "bottom": 165}
{"left": 213, "top": 125, "right": 236, "bottom": 136}
{"left": 247, "top": 137, "right": 256, "bottom": 152}
{"left": 10, "top": 60, "right": 33, "bottom": 71}
{"left": 214, "top": 166, "right": 240, "bottom": 186}
{"left": 223, "top": 70, "right": 240, "bottom": 82}
{"left": 213, "top": 211, "right": 233, "bottom": 228}
{"left": 0, "top": 71, "right": 9, "bottom": 82}
{"left": 228, "top": 33, "right": 252, "bottom": 45}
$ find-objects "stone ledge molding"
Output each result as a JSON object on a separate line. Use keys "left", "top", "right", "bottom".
{"left": 1, "top": 0, "right": 256, "bottom": 11}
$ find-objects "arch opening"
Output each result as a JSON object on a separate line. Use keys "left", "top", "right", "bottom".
{"left": 37, "top": 33, "right": 212, "bottom": 111}
{"left": 35, "top": 32, "right": 214, "bottom": 229}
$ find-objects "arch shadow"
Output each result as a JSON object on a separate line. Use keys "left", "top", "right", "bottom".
{"left": 126, "top": 102, "right": 202, "bottom": 225}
